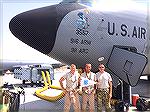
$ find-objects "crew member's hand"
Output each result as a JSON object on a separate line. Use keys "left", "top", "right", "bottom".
{"left": 62, "top": 88, "right": 67, "bottom": 92}
{"left": 109, "top": 93, "right": 112, "bottom": 99}
{"left": 82, "top": 87, "right": 88, "bottom": 91}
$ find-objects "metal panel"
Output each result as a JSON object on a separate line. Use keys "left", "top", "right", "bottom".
{"left": 107, "top": 47, "right": 148, "bottom": 86}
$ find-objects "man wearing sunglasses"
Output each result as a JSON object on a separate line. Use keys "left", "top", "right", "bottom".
{"left": 96, "top": 63, "right": 112, "bottom": 112}
{"left": 80, "top": 63, "right": 96, "bottom": 112}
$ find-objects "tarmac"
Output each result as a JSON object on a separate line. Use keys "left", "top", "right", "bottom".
{"left": 1, "top": 72, "right": 150, "bottom": 112}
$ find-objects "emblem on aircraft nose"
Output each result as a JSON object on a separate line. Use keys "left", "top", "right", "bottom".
{"left": 76, "top": 12, "right": 89, "bottom": 36}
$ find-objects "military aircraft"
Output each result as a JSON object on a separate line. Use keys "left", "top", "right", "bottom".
{"left": 9, "top": 0, "right": 149, "bottom": 87}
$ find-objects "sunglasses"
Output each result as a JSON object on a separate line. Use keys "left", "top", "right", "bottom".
{"left": 99, "top": 66, "right": 104, "bottom": 68}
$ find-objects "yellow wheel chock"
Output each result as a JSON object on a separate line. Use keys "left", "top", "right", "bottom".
{"left": 35, "top": 71, "right": 66, "bottom": 102}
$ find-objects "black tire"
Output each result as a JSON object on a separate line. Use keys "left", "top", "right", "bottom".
{"left": 136, "top": 98, "right": 148, "bottom": 111}
{"left": 148, "top": 76, "right": 150, "bottom": 81}
{"left": 9, "top": 93, "right": 20, "bottom": 112}
{"left": 30, "top": 81, "right": 34, "bottom": 87}
{"left": 22, "top": 80, "right": 26, "bottom": 85}
{"left": 15, "top": 94, "right": 20, "bottom": 111}
{"left": 115, "top": 101, "right": 124, "bottom": 112}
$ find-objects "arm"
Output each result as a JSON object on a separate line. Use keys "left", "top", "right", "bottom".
{"left": 108, "top": 80, "right": 112, "bottom": 98}
{"left": 95, "top": 73, "right": 99, "bottom": 89}
{"left": 78, "top": 76, "right": 81, "bottom": 87}
{"left": 94, "top": 73, "right": 97, "bottom": 89}
{"left": 59, "top": 76, "right": 66, "bottom": 91}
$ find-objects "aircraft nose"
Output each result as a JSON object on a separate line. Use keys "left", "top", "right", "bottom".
{"left": 9, "top": 3, "right": 86, "bottom": 55}
{"left": 9, "top": 5, "right": 58, "bottom": 54}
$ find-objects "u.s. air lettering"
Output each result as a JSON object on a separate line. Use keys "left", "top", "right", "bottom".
{"left": 132, "top": 27, "right": 146, "bottom": 39}
{"left": 108, "top": 22, "right": 146, "bottom": 39}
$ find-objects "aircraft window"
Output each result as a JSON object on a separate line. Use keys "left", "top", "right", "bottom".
{"left": 122, "top": 48, "right": 129, "bottom": 51}
{"left": 34, "top": 65, "right": 41, "bottom": 68}
{"left": 113, "top": 45, "right": 137, "bottom": 53}
{"left": 130, "top": 48, "right": 137, "bottom": 53}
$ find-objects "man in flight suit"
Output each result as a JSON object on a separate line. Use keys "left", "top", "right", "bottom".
{"left": 80, "top": 64, "right": 96, "bottom": 112}
{"left": 59, "top": 64, "right": 81, "bottom": 112}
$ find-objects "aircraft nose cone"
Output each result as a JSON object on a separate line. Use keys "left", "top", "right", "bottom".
{"left": 9, "top": 5, "right": 58, "bottom": 54}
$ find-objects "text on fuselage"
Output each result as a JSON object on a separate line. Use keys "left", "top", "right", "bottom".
{"left": 108, "top": 22, "right": 146, "bottom": 39}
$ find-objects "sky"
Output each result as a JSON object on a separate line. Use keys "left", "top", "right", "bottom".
{"left": 0, "top": 0, "right": 149, "bottom": 63}
{"left": 0, "top": 0, "right": 62, "bottom": 63}
{"left": 92, "top": 0, "right": 148, "bottom": 13}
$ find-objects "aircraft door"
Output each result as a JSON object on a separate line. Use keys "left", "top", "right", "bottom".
{"left": 107, "top": 46, "right": 148, "bottom": 87}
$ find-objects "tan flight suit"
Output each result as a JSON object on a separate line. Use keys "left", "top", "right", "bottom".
{"left": 63, "top": 72, "right": 81, "bottom": 112}
{"left": 80, "top": 72, "right": 96, "bottom": 112}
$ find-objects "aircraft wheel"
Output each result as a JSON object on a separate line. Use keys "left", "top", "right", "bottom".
{"left": 9, "top": 93, "right": 20, "bottom": 112}
{"left": 22, "top": 80, "right": 26, "bottom": 85}
{"left": 148, "top": 76, "right": 150, "bottom": 81}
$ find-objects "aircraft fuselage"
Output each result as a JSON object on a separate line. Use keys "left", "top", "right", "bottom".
{"left": 9, "top": 2, "right": 149, "bottom": 75}
{"left": 49, "top": 8, "right": 148, "bottom": 72}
